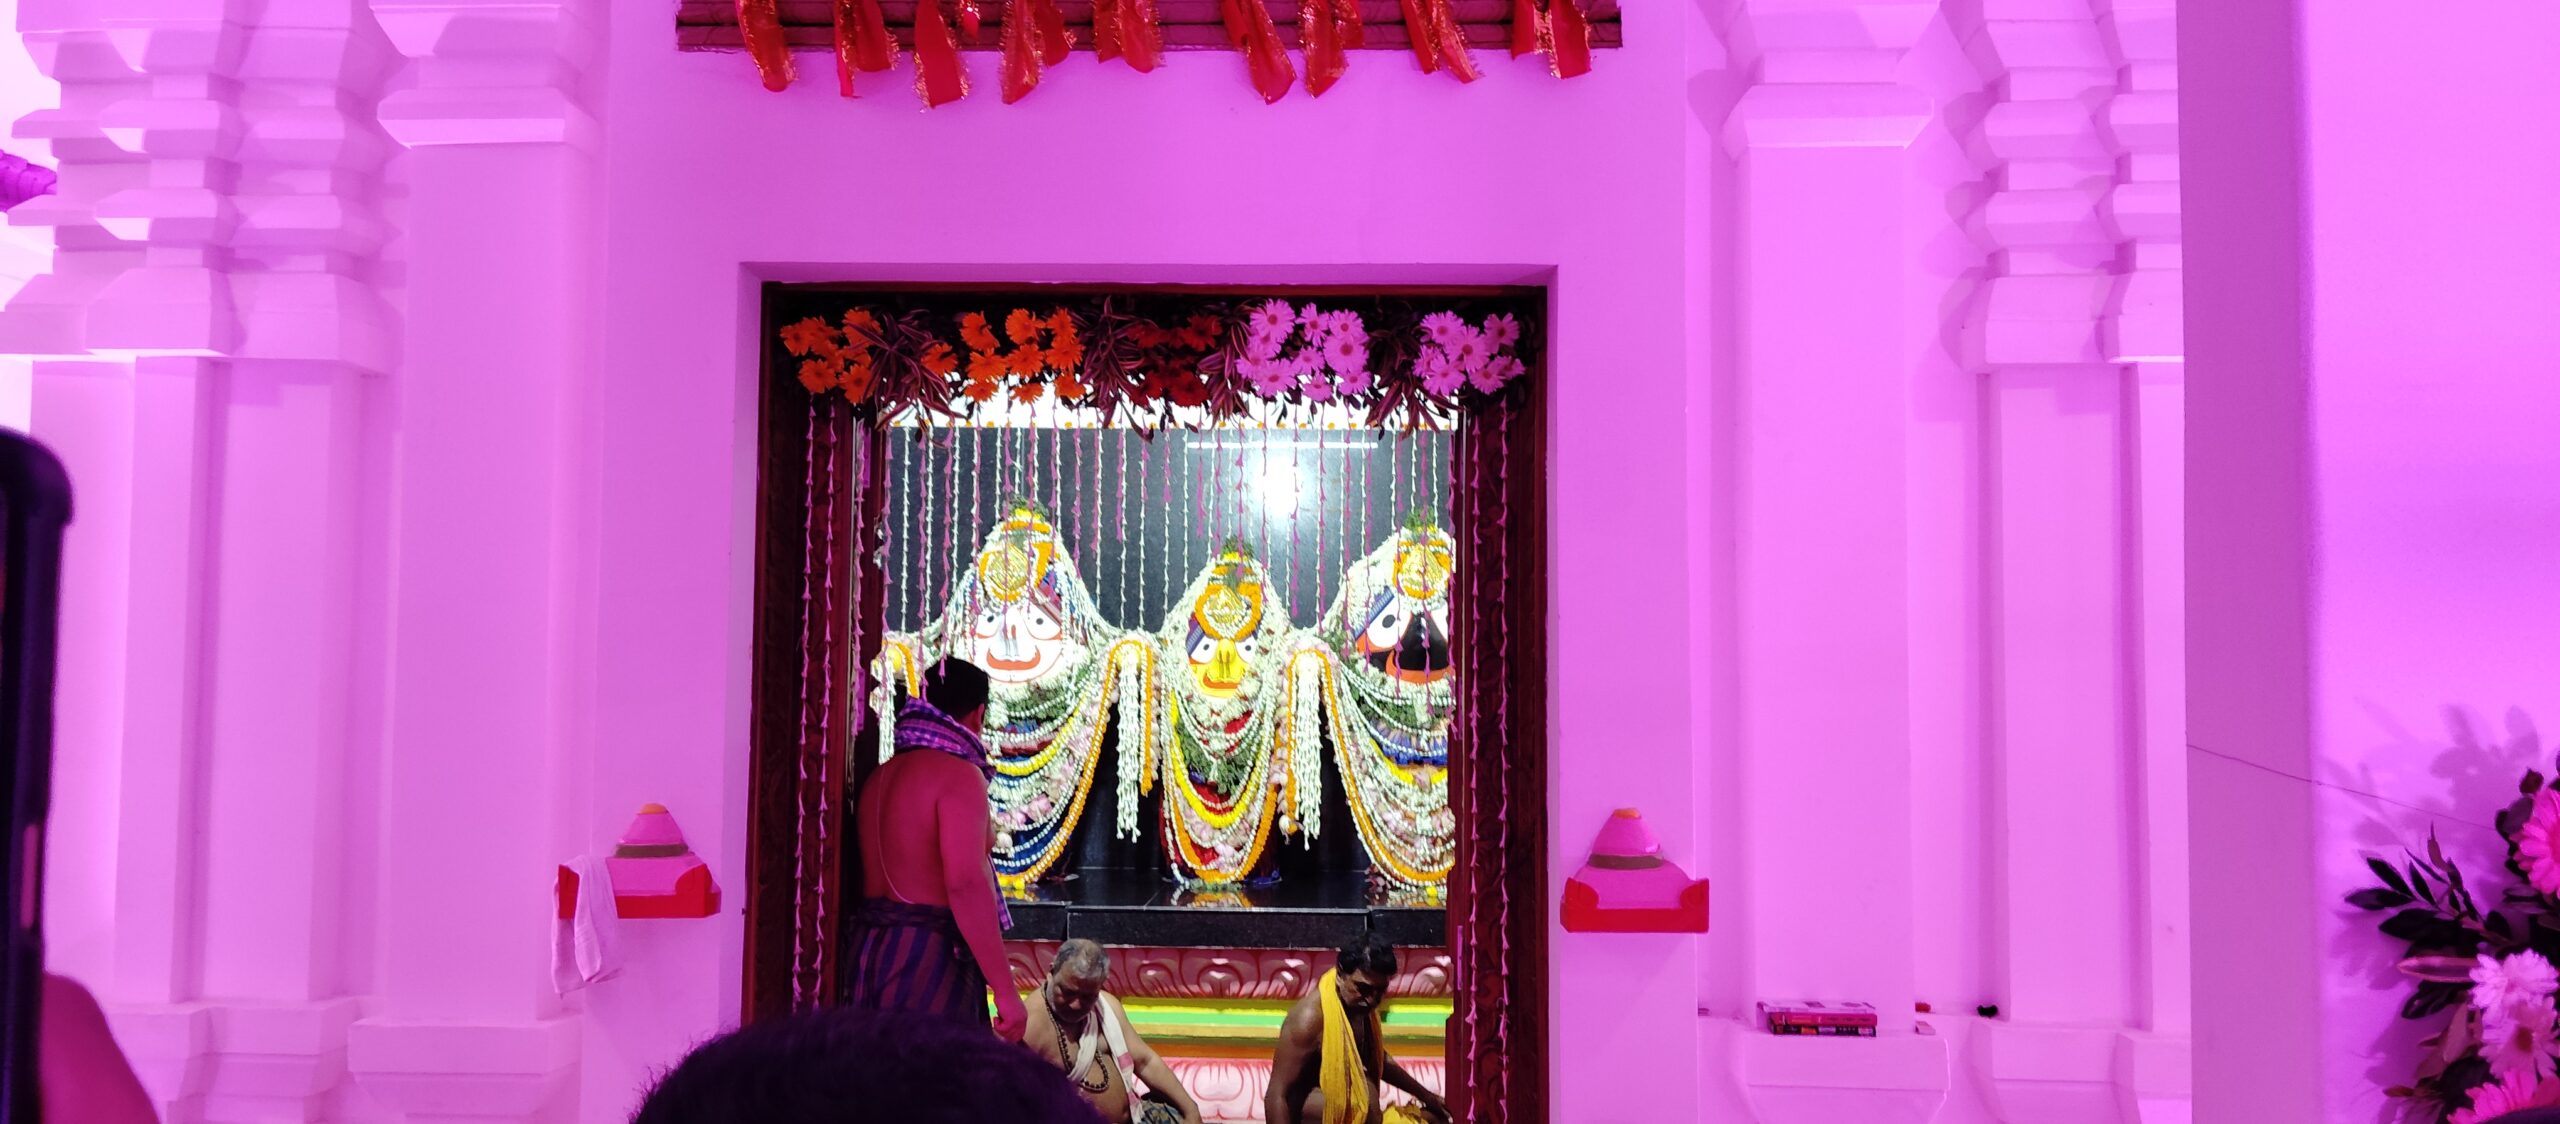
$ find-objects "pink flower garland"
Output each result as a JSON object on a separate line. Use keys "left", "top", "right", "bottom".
{"left": 2518, "top": 788, "right": 2560, "bottom": 896}
{"left": 2456, "top": 1072, "right": 2560, "bottom": 1124}
{"left": 1238, "top": 300, "right": 1370, "bottom": 400}
{"left": 1414, "top": 311, "right": 1525, "bottom": 396}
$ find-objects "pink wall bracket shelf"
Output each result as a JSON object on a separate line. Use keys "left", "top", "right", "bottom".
{"left": 556, "top": 804, "right": 722, "bottom": 920}
{"left": 1560, "top": 807, "right": 1708, "bottom": 933}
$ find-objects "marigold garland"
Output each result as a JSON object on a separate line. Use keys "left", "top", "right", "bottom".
{"left": 779, "top": 309, "right": 884, "bottom": 398}
{"left": 960, "top": 307, "right": 1083, "bottom": 405}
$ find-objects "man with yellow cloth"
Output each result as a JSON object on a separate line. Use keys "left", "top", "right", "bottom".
{"left": 1266, "top": 934, "right": 1452, "bottom": 1124}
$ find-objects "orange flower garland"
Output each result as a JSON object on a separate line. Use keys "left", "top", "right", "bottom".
{"left": 963, "top": 307, "right": 1081, "bottom": 404}
{"left": 778, "top": 309, "right": 884, "bottom": 400}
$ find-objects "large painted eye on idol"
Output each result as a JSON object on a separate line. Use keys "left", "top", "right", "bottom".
{"left": 1189, "top": 636, "right": 1220, "bottom": 664}
{"left": 974, "top": 607, "right": 1005, "bottom": 637}
{"left": 1237, "top": 637, "right": 1260, "bottom": 660}
{"left": 1023, "top": 606, "right": 1063, "bottom": 641}
{"left": 1363, "top": 608, "right": 1404, "bottom": 651}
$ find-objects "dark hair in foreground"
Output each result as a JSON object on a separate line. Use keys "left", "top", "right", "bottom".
{"left": 923, "top": 657, "right": 991, "bottom": 719}
{"left": 631, "top": 1008, "right": 1103, "bottom": 1124}
{"left": 1338, "top": 931, "right": 1399, "bottom": 978}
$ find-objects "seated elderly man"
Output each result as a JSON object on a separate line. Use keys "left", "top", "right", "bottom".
{"left": 1021, "top": 939, "right": 1205, "bottom": 1124}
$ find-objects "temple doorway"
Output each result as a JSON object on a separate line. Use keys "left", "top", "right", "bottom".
{"left": 742, "top": 284, "right": 1547, "bottom": 1123}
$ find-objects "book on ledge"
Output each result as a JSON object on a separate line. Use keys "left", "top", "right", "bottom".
{"left": 1758, "top": 1000, "right": 1879, "bottom": 1037}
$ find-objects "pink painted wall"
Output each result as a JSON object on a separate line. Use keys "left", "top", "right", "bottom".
{"left": 8, "top": 0, "right": 2201, "bottom": 1119}
{"left": 2188, "top": 1, "right": 2560, "bottom": 1121}
{"left": 576, "top": 16, "right": 1711, "bottom": 1122}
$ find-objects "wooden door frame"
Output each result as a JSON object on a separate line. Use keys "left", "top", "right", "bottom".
{"left": 740, "top": 282, "right": 1548, "bottom": 1123}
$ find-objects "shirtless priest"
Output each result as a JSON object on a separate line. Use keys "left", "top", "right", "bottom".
{"left": 1267, "top": 934, "right": 1453, "bottom": 1124}
{"left": 1024, "top": 940, "right": 1207, "bottom": 1124}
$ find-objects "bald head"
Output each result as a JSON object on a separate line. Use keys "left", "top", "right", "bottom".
{"left": 1052, "top": 939, "right": 1110, "bottom": 983}
{"left": 1044, "top": 940, "right": 1111, "bottom": 1025}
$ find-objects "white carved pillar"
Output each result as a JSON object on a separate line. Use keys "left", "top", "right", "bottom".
{"left": 98, "top": 356, "right": 226, "bottom": 1122}
{"left": 7, "top": 7, "right": 223, "bottom": 1101}
{"left": 1717, "top": 3, "right": 1944, "bottom": 1120}
{"left": 344, "top": 1, "right": 597, "bottom": 1119}
{"left": 2099, "top": 2, "right": 2190, "bottom": 1121}
{"left": 5, "top": 0, "right": 397, "bottom": 1118}
{"left": 1962, "top": 0, "right": 2172, "bottom": 1120}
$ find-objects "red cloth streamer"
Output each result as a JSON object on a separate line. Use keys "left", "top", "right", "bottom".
{"left": 1396, "top": 0, "right": 1437, "bottom": 73}
{"left": 1544, "top": 0, "right": 1591, "bottom": 77}
{"left": 912, "top": 0, "right": 970, "bottom": 106}
{"left": 1300, "top": 0, "right": 1363, "bottom": 95}
{"left": 1033, "top": 0, "right": 1073, "bottom": 63}
{"left": 1509, "top": 0, "right": 1540, "bottom": 57}
{"left": 1407, "top": 0, "right": 1480, "bottom": 82}
{"left": 1219, "top": 0, "right": 1297, "bottom": 103}
{"left": 1301, "top": 0, "right": 1346, "bottom": 94}
{"left": 1094, "top": 0, "right": 1164, "bottom": 71}
{"left": 998, "top": 0, "right": 1075, "bottom": 102}
{"left": 736, "top": 0, "right": 795, "bottom": 91}
{"left": 832, "top": 0, "right": 897, "bottom": 96}
{"left": 959, "top": 0, "right": 984, "bottom": 40}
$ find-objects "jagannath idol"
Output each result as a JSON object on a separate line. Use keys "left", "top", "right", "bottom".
{"left": 871, "top": 501, "right": 1151, "bottom": 893}
{"left": 1309, "top": 518, "right": 1460, "bottom": 893}
{"left": 1140, "top": 540, "right": 1332, "bottom": 886}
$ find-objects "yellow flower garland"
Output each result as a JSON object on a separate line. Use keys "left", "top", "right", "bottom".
{"left": 1316, "top": 659, "right": 1453, "bottom": 886}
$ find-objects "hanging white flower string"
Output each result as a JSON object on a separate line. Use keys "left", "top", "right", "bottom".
{"left": 1357, "top": 423, "right": 1370, "bottom": 598}
{"left": 899, "top": 432, "right": 916, "bottom": 630}
{"left": 1313, "top": 421, "right": 1327, "bottom": 627}
{"left": 916, "top": 430, "right": 929, "bottom": 638}
{"left": 1136, "top": 430, "right": 1146, "bottom": 624}
{"left": 941, "top": 429, "right": 958, "bottom": 648}
{"left": 1233, "top": 408, "right": 1249, "bottom": 550}
{"left": 1287, "top": 405, "right": 1302, "bottom": 616}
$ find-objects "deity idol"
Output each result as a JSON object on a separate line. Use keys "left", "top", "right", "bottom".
{"left": 1147, "top": 542, "right": 1328, "bottom": 886}
{"left": 873, "top": 502, "right": 1137, "bottom": 893}
{"left": 954, "top": 505, "right": 1087, "bottom": 691}
{"left": 1313, "top": 521, "right": 1460, "bottom": 893}
{"left": 1347, "top": 522, "right": 1456, "bottom": 688}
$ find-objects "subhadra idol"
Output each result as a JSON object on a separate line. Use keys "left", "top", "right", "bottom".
{"left": 1139, "top": 542, "right": 1333, "bottom": 886}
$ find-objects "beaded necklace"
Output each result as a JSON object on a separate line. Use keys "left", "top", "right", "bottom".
{"left": 1047, "top": 988, "right": 1112, "bottom": 1095}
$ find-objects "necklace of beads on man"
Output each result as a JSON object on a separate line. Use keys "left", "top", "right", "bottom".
{"left": 1050, "top": 998, "right": 1111, "bottom": 1094}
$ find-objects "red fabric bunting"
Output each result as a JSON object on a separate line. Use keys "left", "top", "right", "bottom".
{"left": 1395, "top": 0, "right": 1437, "bottom": 73}
{"left": 737, "top": 0, "right": 795, "bottom": 91}
{"left": 1414, "top": 0, "right": 1481, "bottom": 82}
{"left": 999, "top": 0, "right": 1076, "bottom": 102}
{"left": 1094, "top": 0, "right": 1125, "bottom": 63}
{"left": 1033, "top": 0, "right": 1073, "bottom": 63}
{"left": 1301, "top": 0, "right": 1346, "bottom": 94}
{"left": 832, "top": 0, "right": 896, "bottom": 96}
{"left": 1129, "top": 0, "right": 1166, "bottom": 70}
{"left": 1545, "top": 0, "right": 1592, "bottom": 78}
{"left": 754, "top": 0, "right": 1589, "bottom": 106}
{"left": 1299, "top": 0, "right": 1363, "bottom": 95}
{"left": 1094, "top": 0, "right": 1162, "bottom": 70}
{"left": 1220, "top": 0, "right": 1297, "bottom": 102}
{"left": 912, "top": 0, "right": 970, "bottom": 106}
{"left": 1510, "top": 0, "right": 1540, "bottom": 57}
